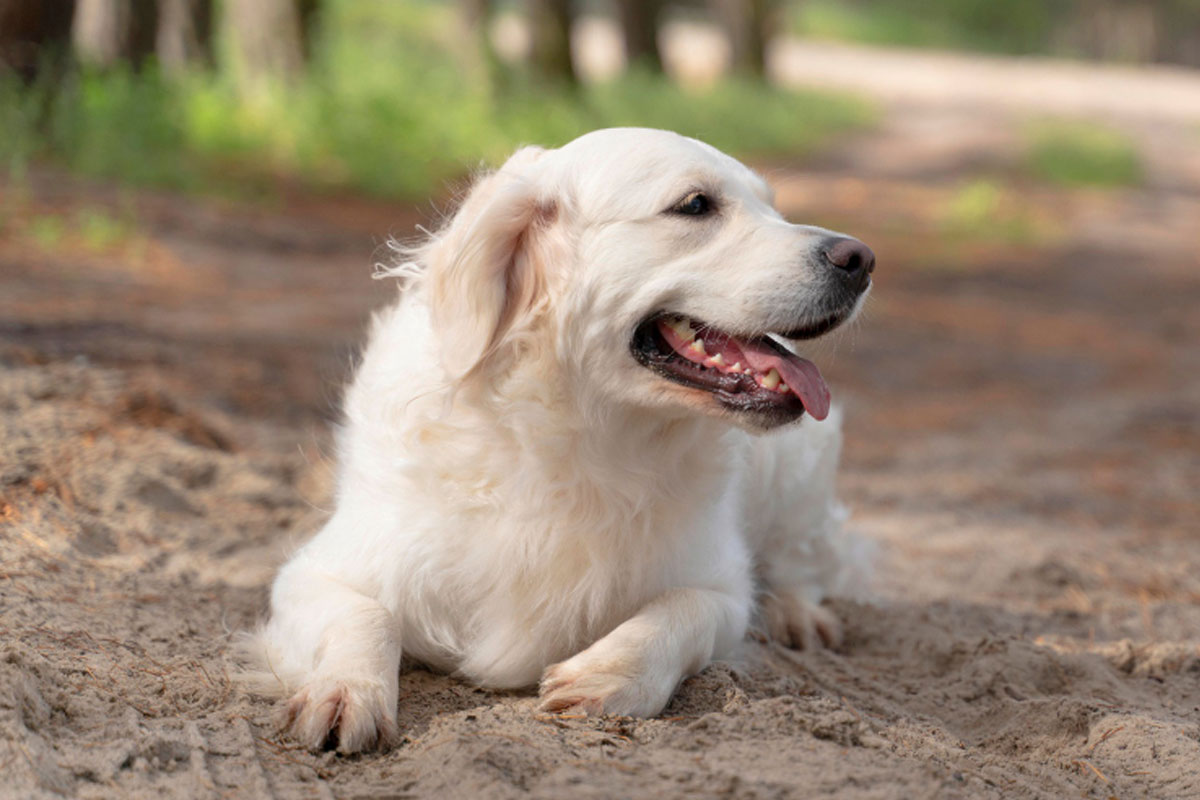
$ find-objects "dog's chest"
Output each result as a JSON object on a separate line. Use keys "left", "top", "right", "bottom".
{"left": 426, "top": 480, "right": 735, "bottom": 686}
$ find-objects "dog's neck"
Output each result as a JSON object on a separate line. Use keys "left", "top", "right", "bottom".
{"left": 426, "top": 358, "right": 735, "bottom": 519}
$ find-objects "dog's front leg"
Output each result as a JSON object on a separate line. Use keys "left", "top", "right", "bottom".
{"left": 265, "top": 562, "right": 402, "bottom": 753}
{"left": 539, "top": 587, "right": 750, "bottom": 717}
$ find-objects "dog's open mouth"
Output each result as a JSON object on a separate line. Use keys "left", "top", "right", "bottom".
{"left": 632, "top": 314, "right": 832, "bottom": 421}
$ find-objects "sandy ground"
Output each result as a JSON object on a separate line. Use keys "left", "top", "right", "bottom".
{"left": 3, "top": 52, "right": 1200, "bottom": 800}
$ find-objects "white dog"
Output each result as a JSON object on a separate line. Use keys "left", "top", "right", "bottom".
{"left": 250, "top": 128, "right": 875, "bottom": 753}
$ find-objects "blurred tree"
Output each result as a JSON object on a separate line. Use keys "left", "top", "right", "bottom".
{"left": 223, "top": 0, "right": 312, "bottom": 85}
{"left": 0, "top": 0, "right": 76, "bottom": 82}
{"left": 615, "top": 0, "right": 663, "bottom": 72}
{"left": 460, "top": 0, "right": 490, "bottom": 33}
{"left": 527, "top": 0, "right": 577, "bottom": 85}
{"left": 73, "top": 0, "right": 157, "bottom": 69}
{"left": 1156, "top": 0, "right": 1200, "bottom": 66}
{"left": 156, "top": 0, "right": 211, "bottom": 71}
{"left": 712, "top": 0, "right": 777, "bottom": 77}
{"left": 296, "top": 0, "right": 319, "bottom": 61}
{"left": 1052, "top": 0, "right": 1200, "bottom": 67}
{"left": 156, "top": 0, "right": 212, "bottom": 73}
{"left": 459, "top": 0, "right": 506, "bottom": 90}
{"left": 1066, "top": 0, "right": 1158, "bottom": 62}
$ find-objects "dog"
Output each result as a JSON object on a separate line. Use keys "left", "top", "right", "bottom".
{"left": 249, "top": 127, "right": 875, "bottom": 753}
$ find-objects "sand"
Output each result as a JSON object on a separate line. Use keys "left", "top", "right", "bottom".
{"left": 3, "top": 86, "right": 1200, "bottom": 800}
{"left": 2, "top": 356, "right": 1197, "bottom": 800}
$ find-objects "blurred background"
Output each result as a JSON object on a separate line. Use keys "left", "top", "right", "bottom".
{"left": 2, "top": 0, "right": 1198, "bottom": 533}
{"left": 1, "top": 4, "right": 1198, "bottom": 794}
{"left": 3, "top": 0, "right": 1200, "bottom": 199}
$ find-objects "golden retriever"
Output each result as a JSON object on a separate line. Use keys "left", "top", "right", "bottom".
{"left": 249, "top": 128, "right": 875, "bottom": 752}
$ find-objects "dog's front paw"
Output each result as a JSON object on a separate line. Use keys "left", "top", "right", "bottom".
{"left": 760, "top": 590, "right": 843, "bottom": 650}
{"left": 538, "top": 654, "right": 670, "bottom": 718}
{"left": 282, "top": 677, "right": 398, "bottom": 754}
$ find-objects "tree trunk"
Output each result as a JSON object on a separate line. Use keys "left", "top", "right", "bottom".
{"left": 1151, "top": 0, "right": 1200, "bottom": 67}
{"left": 72, "top": 0, "right": 157, "bottom": 69}
{"left": 459, "top": 0, "right": 505, "bottom": 89}
{"left": 0, "top": 0, "right": 76, "bottom": 82}
{"left": 615, "top": 0, "right": 663, "bottom": 72}
{"left": 712, "top": 0, "right": 775, "bottom": 78}
{"left": 527, "top": 0, "right": 576, "bottom": 86}
{"left": 296, "top": 0, "right": 319, "bottom": 62}
{"left": 155, "top": 0, "right": 211, "bottom": 73}
{"left": 223, "top": 0, "right": 306, "bottom": 86}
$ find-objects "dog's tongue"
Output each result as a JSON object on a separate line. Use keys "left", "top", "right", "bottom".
{"left": 657, "top": 320, "right": 832, "bottom": 420}
{"left": 736, "top": 339, "right": 831, "bottom": 421}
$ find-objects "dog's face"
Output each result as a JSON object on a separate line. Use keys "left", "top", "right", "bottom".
{"left": 424, "top": 128, "right": 874, "bottom": 430}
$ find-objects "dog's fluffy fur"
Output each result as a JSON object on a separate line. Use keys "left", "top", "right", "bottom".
{"left": 249, "top": 128, "right": 872, "bottom": 753}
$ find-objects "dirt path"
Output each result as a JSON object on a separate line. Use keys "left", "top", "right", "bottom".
{"left": 3, "top": 52, "right": 1199, "bottom": 799}
{"left": 769, "top": 38, "right": 1200, "bottom": 123}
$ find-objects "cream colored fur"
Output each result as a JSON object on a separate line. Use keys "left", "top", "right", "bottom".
{"left": 248, "top": 128, "right": 871, "bottom": 753}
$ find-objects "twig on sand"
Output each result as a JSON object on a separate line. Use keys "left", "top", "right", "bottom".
{"left": 567, "top": 758, "right": 639, "bottom": 774}
{"left": 839, "top": 695, "right": 863, "bottom": 722}
{"left": 1072, "top": 759, "right": 1110, "bottom": 784}
{"left": 535, "top": 713, "right": 587, "bottom": 725}
{"left": 253, "top": 735, "right": 334, "bottom": 780}
{"left": 1088, "top": 725, "right": 1125, "bottom": 754}
{"left": 417, "top": 729, "right": 534, "bottom": 754}
{"left": 1138, "top": 589, "right": 1157, "bottom": 639}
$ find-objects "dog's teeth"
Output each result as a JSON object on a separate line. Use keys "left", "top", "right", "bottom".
{"left": 729, "top": 362, "right": 741, "bottom": 372}
{"left": 689, "top": 339, "right": 706, "bottom": 356}
{"left": 667, "top": 317, "right": 695, "bottom": 342}
{"left": 709, "top": 353, "right": 725, "bottom": 367}
{"left": 762, "top": 368, "right": 781, "bottom": 390}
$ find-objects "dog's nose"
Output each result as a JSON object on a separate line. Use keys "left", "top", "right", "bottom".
{"left": 821, "top": 237, "right": 875, "bottom": 294}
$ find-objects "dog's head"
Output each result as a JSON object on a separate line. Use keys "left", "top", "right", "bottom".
{"left": 419, "top": 127, "right": 874, "bottom": 430}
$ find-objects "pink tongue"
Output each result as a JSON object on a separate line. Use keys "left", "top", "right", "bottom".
{"left": 738, "top": 340, "right": 831, "bottom": 421}
{"left": 659, "top": 322, "right": 832, "bottom": 421}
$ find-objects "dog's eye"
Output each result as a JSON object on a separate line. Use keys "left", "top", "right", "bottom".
{"left": 673, "top": 192, "right": 712, "bottom": 216}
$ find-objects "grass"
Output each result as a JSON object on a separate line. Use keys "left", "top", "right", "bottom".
{"left": 3, "top": 202, "right": 141, "bottom": 256}
{"left": 939, "top": 178, "right": 1049, "bottom": 245}
{"left": 27, "top": 214, "right": 67, "bottom": 249}
{"left": 0, "top": 0, "right": 874, "bottom": 202}
{"left": 1023, "top": 120, "right": 1141, "bottom": 188}
{"left": 792, "top": 0, "right": 1059, "bottom": 55}
{"left": 77, "top": 207, "right": 136, "bottom": 251}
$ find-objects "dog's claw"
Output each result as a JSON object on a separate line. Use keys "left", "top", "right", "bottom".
{"left": 283, "top": 678, "right": 399, "bottom": 754}
{"left": 537, "top": 659, "right": 658, "bottom": 718}
{"left": 761, "top": 590, "right": 843, "bottom": 650}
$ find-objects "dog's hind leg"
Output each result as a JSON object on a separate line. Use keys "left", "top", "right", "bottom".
{"left": 254, "top": 544, "right": 402, "bottom": 753}
{"left": 747, "top": 407, "right": 871, "bottom": 649}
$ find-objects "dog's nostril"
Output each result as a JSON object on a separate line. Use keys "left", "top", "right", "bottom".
{"left": 823, "top": 237, "right": 876, "bottom": 276}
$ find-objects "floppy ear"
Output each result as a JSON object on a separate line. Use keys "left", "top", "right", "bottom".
{"left": 426, "top": 146, "right": 555, "bottom": 382}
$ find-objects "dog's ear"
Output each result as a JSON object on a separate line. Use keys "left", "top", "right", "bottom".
{"left": 426, "top": 146, "right": 557, "bottom": 382}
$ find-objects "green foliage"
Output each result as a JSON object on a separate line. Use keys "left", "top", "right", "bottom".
{"left": 1024, "top": 120, "right": 1140, "bottom": 187}
{"left": 793, "top": 0, "right": 1200, "bottom": 62}
{"left": 939, "top": 178, "right": 1048, "bottom": 245}
{"left": 28, "top": 214, "right": 67, "bottom": 248}
{"left": 77, "top": 207, "right": 135, "bottom": 251}
{"left": 0, "top": 0, "right": 873, "bottom": 201}
{"left": 793, "top": 0, "right": 1061, "bottom": 55}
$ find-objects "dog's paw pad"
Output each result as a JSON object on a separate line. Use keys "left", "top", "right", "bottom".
{"left": 283, "top": 678, "right": 398, "bottom": 754}
{"left": 761, "top": 591, "right": 843, "bottom": 650}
